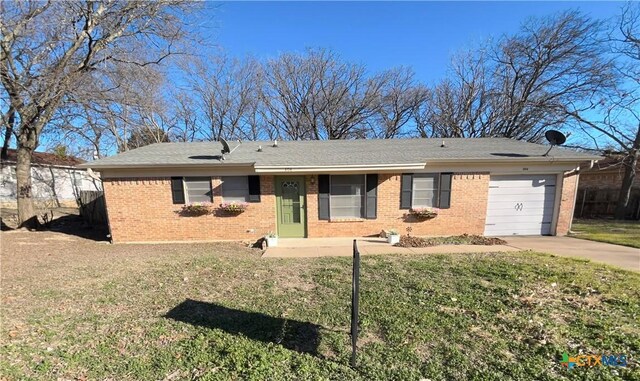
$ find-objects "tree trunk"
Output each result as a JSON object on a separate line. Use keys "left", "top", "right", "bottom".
{"left": 1, "top": 106, "right": 15, "bottom": 160}
{"left": 614, "top": 126, "right": 640, "bottom": 220}
{"left": 15, "top": 145, "right": 39, "bottom": 229}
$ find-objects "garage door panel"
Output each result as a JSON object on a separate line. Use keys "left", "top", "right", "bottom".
{"left": 486, "top": 212, "right": 554, "bottom": 221}
{"left": 486, "top": 200, "right": 556, "bottom": 212}
{"left": 486, "top": 214, "right": 553, "bottom": 224}
{"left": 487, "top": 221, "right": 551, "bottom": 229}
{"left": 485, "top": 225, "right": 550, "bottom": 236}
{"left": 488, "top": 194, "right": 555, "bottom": 203}
{"left": 489, "top": 175, "right": 556, "bottom": 185}
{"left": 489, "top": 182, "right": 554, "bottom": 189}
{"left": 487, "top": 187, "right": 555, "bottom": 196}
{"left": 484, "top": 175, "right": 557, "bottom": 236}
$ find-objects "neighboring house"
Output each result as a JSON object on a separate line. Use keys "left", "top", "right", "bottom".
{"left": 1, "top": 149, "right": 102, "bottom": 209}
{"left": 80, "top": 138, "right": 599, "bottom": 243}
{"left": 575, "top": 156, "right": 640, "bottom": 219}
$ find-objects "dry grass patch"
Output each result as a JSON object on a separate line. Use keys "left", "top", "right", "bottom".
{"left": 1, "top": 230, "right": 638, "bottom": 380}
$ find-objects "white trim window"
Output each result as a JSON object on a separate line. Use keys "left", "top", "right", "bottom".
{"left": 412, "top": 174, "right": 439, "bottom": 207}
{"left": 330, "top": 174, "right": 365, "bottom": 218}
{"left": 221, "top": 176, "right": 249, "bottom": 203}
{"left": 184, "top": 177, "right": 212, "bottom": 203}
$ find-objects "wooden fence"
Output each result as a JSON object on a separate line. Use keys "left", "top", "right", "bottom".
{"left": 78, "top": 190, "right": 108, "bottom": 226}
{"left": 575, "top": 188, "right": 640, "bottom": 220}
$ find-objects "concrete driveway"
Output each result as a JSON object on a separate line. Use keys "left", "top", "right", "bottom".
{"left": 505, "top": 236, "right": 640, "bottom": 272}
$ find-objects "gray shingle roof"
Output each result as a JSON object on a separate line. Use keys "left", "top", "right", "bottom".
{"left": 79, "top": 138, "right": 601, "bottom": 169}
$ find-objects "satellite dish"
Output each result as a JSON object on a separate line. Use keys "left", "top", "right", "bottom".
{"left": 543, "top": 130, "right": 567, "bottom": 156}
{"left": 219, "top": 137, "right": 240, "bottom": 160}
{"left": 220, "top": 137, "right": 231, "bottom": 154}
{"left": 545, "top": 130, "right": 566, "bottom": 146}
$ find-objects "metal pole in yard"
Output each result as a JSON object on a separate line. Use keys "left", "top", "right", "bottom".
{"left": 350, "top": 239, "right": 360, "bottom": 368}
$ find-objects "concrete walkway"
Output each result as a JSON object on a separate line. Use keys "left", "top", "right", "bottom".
{"left": 262, "top": 236, "right": 639, "bottom": 272}
{"left": 506, "top": 236, "right": 639, "bottom": 272}
{"left": 262, "top": 237, "right": 518, "bottom": 258}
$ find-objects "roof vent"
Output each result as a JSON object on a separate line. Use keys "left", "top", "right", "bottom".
{"left": 441, "top": 140, "right": 446, "bottom": 148}
{"left": 257, "top": 145, "right": 262, "bottom": 152}
{"left": 273, "top": 139, "right": 278, "bottom": 148}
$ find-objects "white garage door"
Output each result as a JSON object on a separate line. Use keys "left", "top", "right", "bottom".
{"left": 484, "top": 175, "right": 557, "bottom": 236}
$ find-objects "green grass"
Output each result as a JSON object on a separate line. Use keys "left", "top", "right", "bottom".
{"left": 1, "top": 239, "right": 639, "bottom": 380}
{"left": 571, "top": 219, "right": 640, "bottom": 248}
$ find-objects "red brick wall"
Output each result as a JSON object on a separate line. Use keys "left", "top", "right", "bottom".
{"left": 556, "top": 172, "right": 579, "bottom": 235}
{"left": 579, "top": 170, "right": 640, "bottom": 191}
{"left": 103, "top": 176, "right": 276, "bottom": 243}
{"left": 305, "top": 173, "right": 489, "bottom": 238}
{"left": 103, "top": 171, "right": 576, "bottom": 242}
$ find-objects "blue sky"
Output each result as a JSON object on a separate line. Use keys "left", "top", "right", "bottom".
{"left": 205, "top": 1, "right": 625, "bottom": 83}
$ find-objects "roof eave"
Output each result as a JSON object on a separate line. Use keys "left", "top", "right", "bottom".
{"left": 254, "top": 163, "right": 427, "bottom": 173}
{"left": 79, "top": 162, "right": 256, "bottom": 170}
{"left": 424, "top": 156, "right": 602, "bottom": 164}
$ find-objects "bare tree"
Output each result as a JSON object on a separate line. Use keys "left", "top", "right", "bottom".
{"left": 368, "top": 67, "right": 429, "bottom": 138}
{"left": 0, "top": 0, "right": 195, "bottom": 226}
{"left": 0, "top": 103, "right": 15, "bottom": 159}
{"left": 415, "top": 51, "right": 489, "bottom": 138}
{"left": 260, "top": 51, "right": 321, "bottom": 140}
{"left": 171, "top": 90, "right": 203, "bottom": 142}
{"left": 418, "top": 11, "right": 615, "bottom": 142}
{"left": 489, "top": 11, "right": 614, "bottom": 141}
{"left": 569, "top": 3, "right": 640, "bottom": 219}
{"left": 185, "top": 55, "right": 262, "bottom": 141}
{"left": 261, "top": 49, "right": 384, "bottom": 140}
{"left": 54, "top": 59, "right": 173, "bottom": 156}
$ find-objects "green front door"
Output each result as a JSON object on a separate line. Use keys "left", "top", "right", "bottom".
{"left": 275, "top": 176, "right": 306, "bottom": 238}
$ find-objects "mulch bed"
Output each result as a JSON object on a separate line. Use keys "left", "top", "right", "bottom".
{"left": 395, "top": 234, "right": 507, "bottom": 248}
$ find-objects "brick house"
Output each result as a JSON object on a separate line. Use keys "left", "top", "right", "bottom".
{"left": 575, "top": 156, "right": 640, "bottom": 219}
{"left": 80, "top": 138, "right": 599, "bottom": 243}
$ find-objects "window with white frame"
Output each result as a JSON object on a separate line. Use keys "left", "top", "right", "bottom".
{"left": 184, "top": 177, "right": 212, "bottom": 203}
{"left": 330, "top": 175, "right": 365, "bottom": 218}
{"left": 221, "top": 176, "right": 249, "bottom": 203}
{"left": 411, "top": 174, "right": 439, "bottom": 207}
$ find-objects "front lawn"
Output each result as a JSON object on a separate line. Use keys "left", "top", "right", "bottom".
{"left": 571, "top": 219, "right": 640, "bottom": 249}
{"left": 1, "top": 231, "right": 638, "bottom": 380}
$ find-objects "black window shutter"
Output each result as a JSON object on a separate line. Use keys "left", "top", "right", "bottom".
{"left": 248, "top": 176, "right": 261, "bottom": 202}
{"left": 400, "top": 174, "right": 413, "bottom": 209}
{"left": 171, "top": 177, "right": 185, "bottom": 204}
{"left": 439, "top": 173, "right": 453, "bottom": 209}
{"left": 365, "top": 174, "right": 378, "bottom": 219}
{"left": 318, "top": 175, "right": 330, "bottom": 220}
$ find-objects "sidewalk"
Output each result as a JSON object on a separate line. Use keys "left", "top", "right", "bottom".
{"left": 262, "top": 237, "right": 519, "bottom": 258}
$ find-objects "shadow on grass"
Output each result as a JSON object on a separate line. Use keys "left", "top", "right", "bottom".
{"left": 165, "top": 299, "right": 322, "bottom": 356}
{"left": 45, "top": 214, "right": 110, "bottom": 242}
{"left": 0, "top": 211, "right": 109, "bottom": 241}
